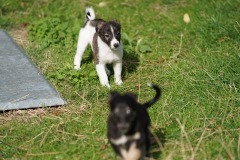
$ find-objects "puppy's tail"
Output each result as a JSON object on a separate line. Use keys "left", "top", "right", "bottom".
{"left": 143, "top": 83, "right": 161, "bottom": 109}
{"left": 85, "top": 7, "right": 95, "bottom": 21}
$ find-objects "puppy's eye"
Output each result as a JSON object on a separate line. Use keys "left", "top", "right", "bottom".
{"left": 105, "top": 34, "right": 110, "bottom": 38}
{"left": 114, "top": 108, "right": 120, "bottom": 114}
{"left": 116, "top": 32, "right": 120, "bottom": 35}
{"left": 126, "top": 108, "right": 131, "bottom": 114}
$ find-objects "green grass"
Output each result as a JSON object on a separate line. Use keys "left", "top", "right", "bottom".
{"left": 1, "top": 0, "right": 240, "bottom": 159}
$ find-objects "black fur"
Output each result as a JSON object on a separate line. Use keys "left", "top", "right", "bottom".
{"left": 89, "top": 20, "right": 121, "bottom": 64}
{"left": 107, "top": 84, "right": 161, "bottom": 160}
{"left": 97, "top": 20, "right": 121, "bottom": 48}
{"left": 84, "top": 8, "right": 121, "bottom": 48}
{"left": 85, "top": 17, "right": 121, "bottom": 49}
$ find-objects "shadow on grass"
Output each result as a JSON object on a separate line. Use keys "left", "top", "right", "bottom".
{"left": 83, "top": 48, "right": 140, "bottom": 76}
{"left": 150, "top": 128, "right": 166, "bottom": 159}
{"left": 82, "top": 48, "right": 94, "bottom": 64}
{"left": 122, "top": 49, "right": 140, "bottom": 79}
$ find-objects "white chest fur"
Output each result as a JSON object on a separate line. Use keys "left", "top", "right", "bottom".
{"left": 97, "top": 36, "right": 123, "bottom": 64}
{"left": 110, "top": 132, "right": 141, "bottom": 146}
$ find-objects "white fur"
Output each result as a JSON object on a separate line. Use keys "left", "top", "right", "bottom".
{"left": 113, "top": 61, "right": 122, "bottom": 85}
{"left": 96, "top": 64, "right": 110, "bottom": 88}
{"left": 85, "top": 7, "right": 95, "bottom": 20}
{"left": 74, "top": 23, "right": 95, "bottom": 70}
{"left": 110, "top": 132, "right": 140, "bottom": 145}
{"left": 97, "top": 36, "right": 123, "bottom": 64}
{"left": 97, "top": 36, "right": 123, "bottom": 87}
{"left": 74, "top": 9, "right": 123, "bottom": 88}
{"left": 120, "top": 142, "right": 141, "bottom": 160}
{"left": 111, "top": 135, "right": 128, "bottom": 145}
{"left": 110, "top": 26, "right": 120, "bottom": 49}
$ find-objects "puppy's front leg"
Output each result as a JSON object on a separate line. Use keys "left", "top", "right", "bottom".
{"left": 96, "top": 64, "right": 110, "bottom": 88}
{"left": 113, "top": 61, "right": 122, "bottom": 85}
{"left": 74, "top": 30, "right": 89, "bottom": 70}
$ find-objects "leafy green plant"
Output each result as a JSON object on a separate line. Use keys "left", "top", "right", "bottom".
{"left": 122, "top": 32, "right": 152, "bottom": 54}
{"left": 135, "top": 38, "right": 152, "bottom": 53}
{"left": 28, "top": 16, "right": 76, "bottom": 50}
{"left": 47, "top": 64, "right": 97, "bottom": 88}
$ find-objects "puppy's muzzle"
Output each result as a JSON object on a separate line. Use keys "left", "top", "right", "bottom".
{"left": 117, "top": 123, "right": 129, "bottom": 133}
{"left": 113, "top": 43, "right": 119, "bottom": 48}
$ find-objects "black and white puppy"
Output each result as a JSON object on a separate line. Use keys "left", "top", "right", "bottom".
{"left": 74, "top": 7, "right": 123, "bottom": 88}
{"left": 108, "top": 84, "right": 161, "bottom": 160}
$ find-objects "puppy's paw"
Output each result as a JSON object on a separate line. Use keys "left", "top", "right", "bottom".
{"left": 115, "top": 79, "right": 123, "bottom": 85}
{"left": 106, "top": 83, "right": 111, "bottom": 88}
{"left": 102, "top": 82, "right": 110, "bottom": 88}
{"left": 74, "top": 65, "right": 81, "bottom": 70}
{"left": 100, "top": 79, "right": 110, "bottom": 88}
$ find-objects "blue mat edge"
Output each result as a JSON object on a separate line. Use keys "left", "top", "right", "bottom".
{"left": 0, "top": 29, "right": 67, "bottom": 111}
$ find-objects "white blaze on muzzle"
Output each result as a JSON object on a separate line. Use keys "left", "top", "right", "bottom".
{"left": 110, "top": 26, "right": 120, "bottom": 49}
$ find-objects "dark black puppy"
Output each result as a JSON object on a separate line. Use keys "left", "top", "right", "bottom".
{"left": 107, "top": 84, "right": 161, "bottom": 160}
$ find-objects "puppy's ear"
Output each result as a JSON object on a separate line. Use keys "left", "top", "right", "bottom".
{"left": 96, "top": 21, "right": 105, "bottom": 33}
{"left": 111, "top": 19, "right": 120, "bottom": 24}
{"left": 112, "top": 20, "right": 121, "bottom": 29}
{"left": 109, "top": 91, "right": 119, "bottom": 101}
{"left": 125, "top": 93, "right": 137, "bottom": 100}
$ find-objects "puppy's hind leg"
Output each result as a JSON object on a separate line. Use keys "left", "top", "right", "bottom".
{"left": 105, "top": 65, "right": 111, "bottom": 76}
{"left": 74, "top": 29, "right": 89, "bottom": 70}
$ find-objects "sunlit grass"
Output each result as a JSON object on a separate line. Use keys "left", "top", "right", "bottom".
{"left": 0, "top": 0, "right": 240, "bottom": 159}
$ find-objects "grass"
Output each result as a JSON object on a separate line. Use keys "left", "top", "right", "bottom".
{"left": 0, "top": 0, "right": 240, "bottom": 159}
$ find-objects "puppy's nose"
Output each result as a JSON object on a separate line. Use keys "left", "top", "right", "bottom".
{"left": 113, "top": 43, "right": 119, "bottom": 48}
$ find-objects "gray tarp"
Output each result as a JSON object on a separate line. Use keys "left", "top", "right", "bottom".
{"left": 0, "top": 30, "right": 66, "bottom": 111}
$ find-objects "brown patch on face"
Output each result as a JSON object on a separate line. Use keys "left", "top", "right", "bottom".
{"left": 97, "top": 21, "right": 121, "bottom": 48}
{"left": 92, "top": 19, "right": 105, "bottom": 33}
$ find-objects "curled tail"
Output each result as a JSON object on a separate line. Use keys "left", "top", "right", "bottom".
{"left": 143, "top": 83, "right": 161, "bottom": 108}
{"left": 85, "top": 7, "right": 95, "bottom": 21}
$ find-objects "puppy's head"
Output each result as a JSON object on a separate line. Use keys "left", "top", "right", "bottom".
{"left": 109, "top": 91, "right": 137, "bottom": 134}
{"left": 96, "top": 20, "right": 121, "bottom": 50}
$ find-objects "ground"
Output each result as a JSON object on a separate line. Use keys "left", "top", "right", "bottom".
{"left": 0, "top": 0, "right": 240, "bottom": 159}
